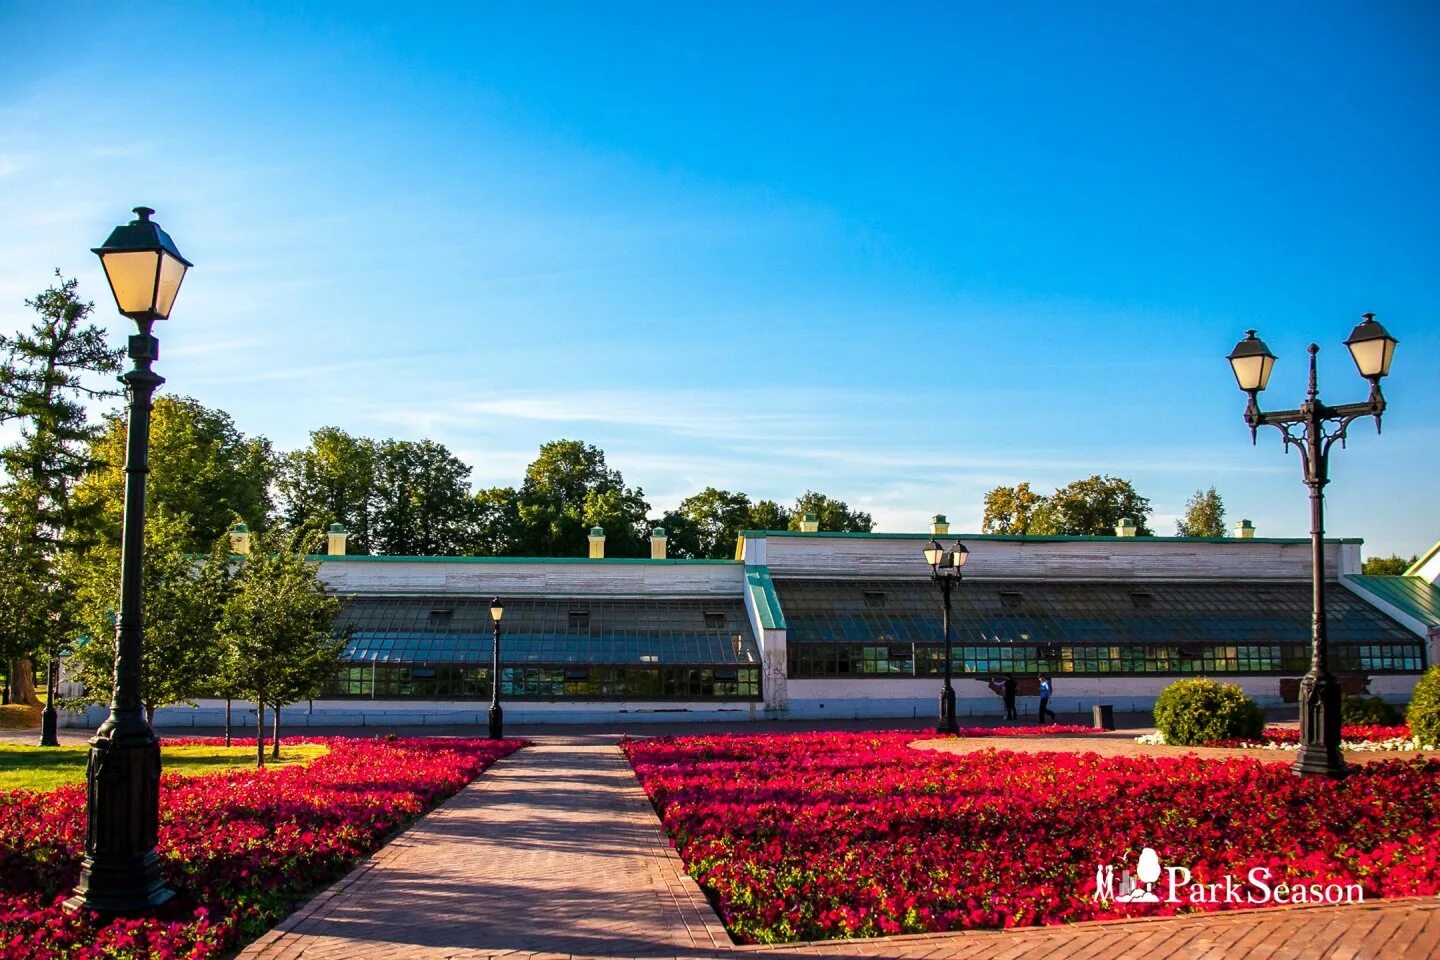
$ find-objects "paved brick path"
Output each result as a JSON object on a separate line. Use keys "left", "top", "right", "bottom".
{"left": 240, "top": 735, "right": 1440, "bottom": 960}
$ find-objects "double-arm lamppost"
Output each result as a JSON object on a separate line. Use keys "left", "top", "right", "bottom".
{"left": 924, "top": 538, "right": 969, "bottom": 735}
{"left": 65, "top": 207, "right": 190, "bottom": 913}
{"left": 488, "top": 597, "right": 504, "bottom": 739}
{"left": 1226, "top": 314, "right": 1399, "bottom": 780}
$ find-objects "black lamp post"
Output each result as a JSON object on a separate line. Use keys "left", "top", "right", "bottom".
{"left": 39, "top": 607, "right": 61, "bottom": 747}
{"left": 924, "top": 538, "right": 969, "bottom": 735}
{"left": 488, "top": 597, "right": 504, "bottom": 739}
{"left": 1226, "top": 315, "right": 1399, "bottom": 780}
{"left": 65, "top": 207, "right": 190, "bottom": 914}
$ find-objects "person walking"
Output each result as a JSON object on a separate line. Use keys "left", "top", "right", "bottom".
{"left": 1037, "top": 673, "right": 1057, "bottom": 723}
{"left": 989, "top": 674, "right": 1018, "bottom": 721}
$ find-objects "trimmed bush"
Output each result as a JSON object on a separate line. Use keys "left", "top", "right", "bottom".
{"left": 1408, "top": 667, "right": 1440, "bottom": 748}
{"left": 1152, "top": 677, "right": 1265, "bottom": 746}
{"left": 1341, "top": 694, "right": 1401, "bottom": 726}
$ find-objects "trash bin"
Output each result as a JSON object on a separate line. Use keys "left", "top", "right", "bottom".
{"left": 1092, "top": 704, "right": 1115, "bottom": 730}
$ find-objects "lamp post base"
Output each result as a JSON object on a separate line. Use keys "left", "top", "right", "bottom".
{"left": 1291, "top": 672, "right": 1347, "bottom": 779}
{"left": 938, "top": 685, "right": 957, "bottom": 735}
{"left": 38, "top": 704, "right": 59, "bottom": 747}
{"left": 488, "top": 703, "right": 503, "bottom": 740}
{"left": 63, "top": 728, "right": 174, "bottom": 914}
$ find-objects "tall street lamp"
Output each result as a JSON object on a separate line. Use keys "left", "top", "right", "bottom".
{"left": 489, "top": 597, "right": 504, "bottom": 739}
{"left": 1226, "top": 315, "right": 1399, "bottom": 779}
{"left": 924, "top": 538, "right": 969, "bottom": 735}
{"left": 65, "top": 207, "right": 190, "bottom": 914}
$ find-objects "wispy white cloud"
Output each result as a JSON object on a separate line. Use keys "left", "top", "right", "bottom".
{"left": 372, "top": 387, "right": 881, "bottom": 443}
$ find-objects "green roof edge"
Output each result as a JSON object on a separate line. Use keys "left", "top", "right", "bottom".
{"left": 1345, "top": 574, "right": 1440, "bottom": 627}
{"left": 745, "top": 566, "right": 786, "bottom": 630}
{"left": 740, "top": 530, "right": 1363, "bottom": 545}
{"left": 305, "top": 555, "right": 740, "bottom": 565}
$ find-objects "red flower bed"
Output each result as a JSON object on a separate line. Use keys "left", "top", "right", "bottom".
{"left": 625, "top": 730, "right": 1440, "bottom": 943}
{"left": 0, "top": 736, "right": 522, "bottom": 959}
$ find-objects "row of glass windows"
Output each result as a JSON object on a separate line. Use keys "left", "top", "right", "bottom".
{"left": 324, "top": 664, "right": 762, "bottom": 700}
{"left": 787, "top": 642, "right": 1426, "bottom": 678}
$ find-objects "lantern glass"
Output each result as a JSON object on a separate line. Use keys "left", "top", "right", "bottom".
{"left": 1344, "top": 316, "right": 1398, "bottom": 380}
{"left": 1226, "top": 330, "right": 1276, "bottom": 393}
{"left": 952, "top": 542, "right": 969, "bottom": 567}
{"left": 153, "top": 250, "right": 189, "bottom": 318}
{"left": 490, "top": 598, "right": 504, "bottom": 623}
{"left": 99, "top": 251, "right": 164, "bottom": 316}
{"left": 923, "top": 540, "right": 944, "bottom": 568}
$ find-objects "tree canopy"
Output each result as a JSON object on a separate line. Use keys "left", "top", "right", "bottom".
{"left": 275, "top": 427, "right": 378, "bottom": 553}
{"left": 1362, "top": 554, "right": 1418, "bottom": 576}
{"left": 982, "top": 476, "right": 1153, "bottom": 536}
{"left": 75, "top": 395, "right": 274, "bottom": 551}
{"left": 1177, "top": 487, "right": 1226, "bottom": 538}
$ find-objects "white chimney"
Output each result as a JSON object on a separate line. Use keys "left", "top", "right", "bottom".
{"left": 327, "top": 523, "right": 348, "bottom": 555}
{"left": 1234, "top": 519, "right": 1255, "bottom": 539}
{"left": 588, "top": 526, "right": 606, "bottom": 559}
{"left": 650, "top": 527, "right": 667, "bottom": 560}
{"left": 229, "top": 522, "right": 252, "bottom": 555}
{"left": 930, "top": 514, "right": 950, "bottom": 536}
{"left": 799, "top": 512, "right": 820, "bottom": 533}
{"left": 1115, "top": 517, "right": 1137, "bottom": 537}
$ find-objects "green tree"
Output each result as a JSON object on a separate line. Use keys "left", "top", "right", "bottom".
{"left": 468, "top": 486, "right": 522, "bottom": 556}
{"left": 655, "top": 509, "right": 703, "bottom": 559}
{"left": 981, "top": 482, "right": 1054, "bottom": 535}
{"left": 0, "top": 496, "right": 60, "bottom": 705}
{"left": 1362, "top": 554, "right": 1418, "bottom": 576}
{"left": 219, "top": 529, "right": 344, "bottom": 766}
{"left": 789, "top": 491, "right": 874, "bottom": 533}
{"left": 66, "top": 512, "right": 226, "bottom": 724}
{"left": 76, "top": 395, "right": 274, "bottom": 551}
{"left": 515, "top": 440, "right": 649, "bottom": 556}
{"left": 1046, "top": 475, "right": 1153, "bottom": 536}
{"left": 0, "top": 273, "right": 123, "bottom": 703}
{"left": 1176, "top": 487, "right": 1226, "bottom": 538}
{"left": 275, "top": 427, "right": 378, "bottom": 552}
{"left": 672, "top": 487, "right": 752, "bottom": 559}
{"left": 746, "top": 499, "right": 792, "bottom": 533}
{"left": 372, "top": 439, "right": 478, "bottom": 555}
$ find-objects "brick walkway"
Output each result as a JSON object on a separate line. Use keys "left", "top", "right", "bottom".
{"left": 240, "top": 735, "right": 1440, "bottom": 960}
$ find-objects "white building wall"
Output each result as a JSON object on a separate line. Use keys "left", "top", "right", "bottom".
{"left": 318, "top": 557, "right": 745, "bottom": 597}
{"left": 757, "top": 533, "right": 1348, "bottom": 582}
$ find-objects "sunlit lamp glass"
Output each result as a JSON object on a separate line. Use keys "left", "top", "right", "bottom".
{"left": 1344, "top": 314, "right": 1398, "bottom": 380}
{"left": 951, "top": 542, "right": 969, "bottom": 567}
{"left": 490, "top": 597, "right": 504, "bottom": 623}
{"left": 1226, "top": 329, "right": 1276, "bottom": 393}
{"left": 93, "top": 207, "right": 191, "bottom": 320}
{"left": 923, "top": 539, "right": 944, "bottom": 568}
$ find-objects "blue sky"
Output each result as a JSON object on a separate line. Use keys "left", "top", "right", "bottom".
{"left": 1, "top": 2, "right": 1437, "bottom": 556}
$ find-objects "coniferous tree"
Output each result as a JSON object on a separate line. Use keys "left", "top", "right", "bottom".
{"left": 0, "top": 273, "right": 122, "bottom": 703}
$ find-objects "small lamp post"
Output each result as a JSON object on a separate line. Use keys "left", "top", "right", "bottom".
{"left": 38, "top": 608, "right": 62, "bottom": 748}
{"left": 1226, "top": 315, "right": 1399, "bottom": 779}
{"left": 489, "top": 597, "right": 504, "bottom": 739}
{"left": 924, "top": 538, "right": 969, "bottom": 734}
{"left": 65, "top": 207, "right": 190, "bottom": 914}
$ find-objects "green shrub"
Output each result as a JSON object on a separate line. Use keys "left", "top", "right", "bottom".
{"left": 1407, "top": 667, "right": 1440, "bottom": 748}
{"left": 1152, "top": 678, "right": 1265, "bottom": 745}
{"left": 1340, "top": 694, "right": 1401, "bottom": 726}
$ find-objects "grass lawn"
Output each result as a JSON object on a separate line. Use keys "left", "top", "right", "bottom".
{"left": 0, "top": 742, "right": 329, "bottom": 792}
